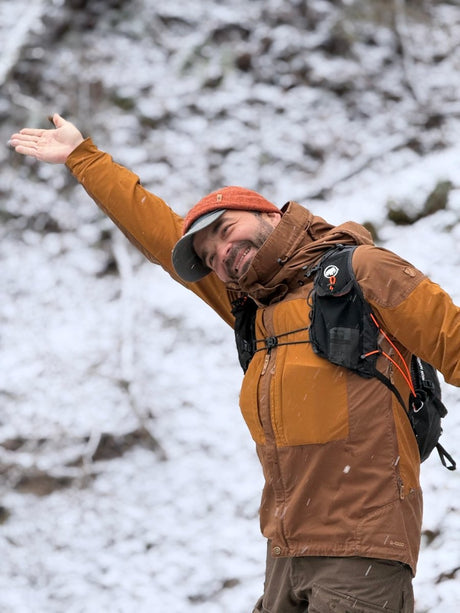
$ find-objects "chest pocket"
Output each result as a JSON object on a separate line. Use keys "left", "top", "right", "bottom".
{"left": 239, "top": 298, "right": 349, "bottom": 447}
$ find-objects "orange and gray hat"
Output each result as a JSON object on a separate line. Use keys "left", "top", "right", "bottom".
{"left": 172, "top": 186, "right": 279, "bottom": 282}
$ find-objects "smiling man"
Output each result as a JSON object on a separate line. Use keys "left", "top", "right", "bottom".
{"left": 172, "top": 187, "right": 282, "bottom": 283}
{"left": 9, "top": 114, "right": 460, "bottom": 613}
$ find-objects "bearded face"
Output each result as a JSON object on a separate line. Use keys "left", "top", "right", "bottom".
{"left": 193, "top": 210, "right": 281, "bottom": 282}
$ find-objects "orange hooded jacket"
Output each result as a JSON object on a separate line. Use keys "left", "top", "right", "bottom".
{"left": 67, "top": 139, "right": 460, "bottom": 574}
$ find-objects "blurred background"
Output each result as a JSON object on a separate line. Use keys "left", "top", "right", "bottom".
{"left": 1, "top": 1, "right": 460, "bottom": 611}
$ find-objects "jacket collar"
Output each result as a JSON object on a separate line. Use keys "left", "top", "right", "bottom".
{"left": 229, "top": 201, "right": 374, "bottom": 305}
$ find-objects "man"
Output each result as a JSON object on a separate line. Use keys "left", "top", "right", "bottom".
{"left": 9, "top": 114, "right": 460, "bottom": 612}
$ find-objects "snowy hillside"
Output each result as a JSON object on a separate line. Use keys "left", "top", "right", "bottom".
{"left": 1, "top": 1, "right": 460, "bottom": 611}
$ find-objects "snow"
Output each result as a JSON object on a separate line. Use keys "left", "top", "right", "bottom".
{"left": 1, "top": 0, "right": 460, "bottom": 611}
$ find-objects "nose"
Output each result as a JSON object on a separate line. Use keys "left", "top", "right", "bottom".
{"left": 218, "top": 241, "right": 232, "bottom": 263}
{"left": 209, "top": 240, "right": 232, "bottom": 279}
{"left": 209, "top": 241, "right": 226, "bottom": 271}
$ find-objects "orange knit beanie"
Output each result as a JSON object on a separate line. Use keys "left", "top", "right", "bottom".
{"left": 182, "top": 186, "right": 279, "bottom": 235}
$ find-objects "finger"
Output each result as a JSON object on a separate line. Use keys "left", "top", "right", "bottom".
{"left": 13, "top": 145, "right": 39, "bottom": 157}
{"left": 9, "top": 134, "right": 38, "bottom": 146}
{"left": 19, "top": 128, "right": 46, "bottom": 137}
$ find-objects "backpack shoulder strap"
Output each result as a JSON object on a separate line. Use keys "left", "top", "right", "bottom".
{"left": 310, "top": 245, "right": 379, "bottom": 376}
{"left": 313, "top": 244, "right": 357, "bottom": 296}
{"left": 310, "top": 244, "right": 408, "bottom": 403}
{"left": 231, "top": 294, "right": 258, "bottom": 373}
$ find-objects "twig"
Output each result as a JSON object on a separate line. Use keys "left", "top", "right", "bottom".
{"left": 111, "top": 231, "right": 167, "bottom": 460}
{"left": 0, "top": 0, "right": 46, "bottom": 87}
{"left": 393, "top": 0, "right": 425, "bottom": 107}
{"left": 301, "top": 133, "right": 420, "bottom": 201}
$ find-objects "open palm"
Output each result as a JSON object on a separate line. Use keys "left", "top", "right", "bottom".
{"left": 9, "top": 114, "right": 84, "bottom": 164}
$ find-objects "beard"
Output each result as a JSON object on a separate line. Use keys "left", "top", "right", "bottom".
{"left": 224, "top": 216, "right": 276, "bottom": 281}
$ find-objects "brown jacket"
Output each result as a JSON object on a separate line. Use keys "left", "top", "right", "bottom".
{"left": 67, "top": 139, "right": 460, "bottom": 574}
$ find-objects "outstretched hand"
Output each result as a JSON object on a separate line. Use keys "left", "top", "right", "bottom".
{"left": 9, "top": 113, "right": 84, "bottom": 164}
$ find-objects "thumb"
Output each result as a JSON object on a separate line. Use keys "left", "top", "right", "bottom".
{"left": 51, "top": 113, "right": 66, "bottom": 128}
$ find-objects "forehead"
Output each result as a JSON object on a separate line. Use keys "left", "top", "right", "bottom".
{"left": 192, "top": 209, "right": 251, "bottom": 252}
{"left": 202, "top": 209, "right": 253, "bottom": 231}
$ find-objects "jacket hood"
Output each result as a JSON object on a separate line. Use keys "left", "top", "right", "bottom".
{"left": 229, "top": 201, "right": 374, "bottom": 304}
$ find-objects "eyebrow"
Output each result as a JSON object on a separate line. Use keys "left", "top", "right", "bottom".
{"left": 208, "top": 214, "right": 226, "bottom": 237}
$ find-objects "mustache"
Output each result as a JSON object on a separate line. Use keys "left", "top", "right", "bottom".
{"left": 225, "top": 241, "right": 253, "bottom": 278}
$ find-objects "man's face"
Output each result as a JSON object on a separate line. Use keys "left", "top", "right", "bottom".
{"left": 192, "top": 209, "right": 281, "bottom": 283}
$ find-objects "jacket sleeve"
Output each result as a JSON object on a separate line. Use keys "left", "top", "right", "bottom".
{"left": 353, "top": 245, "right": 460, "bottom": 387}
{"left": 65, "top": 138, "right": 234, "bottom": 327}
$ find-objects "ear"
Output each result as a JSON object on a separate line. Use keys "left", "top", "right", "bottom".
{"left": 266, "top": 211, "right": 282, "bottom": 226}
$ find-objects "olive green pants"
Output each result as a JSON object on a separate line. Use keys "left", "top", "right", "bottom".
{"left": 253, "top": 548, "right": 414, "bottom": 613}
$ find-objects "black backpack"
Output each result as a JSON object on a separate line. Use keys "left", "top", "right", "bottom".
{"left": 232, "top": 244, "right": 456, "bottom": 470}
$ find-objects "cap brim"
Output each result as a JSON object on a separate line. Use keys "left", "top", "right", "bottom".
{"left": 172, "top": 209, "right": 225, "bottom": 282}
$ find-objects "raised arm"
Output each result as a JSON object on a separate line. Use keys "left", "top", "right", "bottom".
{"left": 9, "top": 114, "right": 234, "bottom": 326}
{"left": 9, "top": 114, "right": 84, "bottom": 163}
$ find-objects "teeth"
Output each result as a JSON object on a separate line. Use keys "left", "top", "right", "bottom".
{"left": 235, "top": 247, "right": 250, "bottom": 273}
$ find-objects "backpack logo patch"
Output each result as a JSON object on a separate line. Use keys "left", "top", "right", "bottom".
{"left": 324, "top": 264, "right": 339, "bottom": 292}
{"left": 324, "top": 264, "right": 339, "bottom": 279}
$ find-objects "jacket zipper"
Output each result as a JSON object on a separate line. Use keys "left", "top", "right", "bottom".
{"left": 397, "top": 476, "right": 405, "bottom": 500}
{"left": 261, "top": 352, "right": 271, "bottom": 376}
{"left": 257, "top": 309, "right": 290, "bottom": 552}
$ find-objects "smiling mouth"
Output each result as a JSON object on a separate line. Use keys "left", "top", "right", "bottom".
{"left": 233, "top": 246, "right": 251, "bottom": 274}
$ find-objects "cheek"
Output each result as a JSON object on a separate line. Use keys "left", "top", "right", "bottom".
{"left": 214, "top": 265, "right": 231, "bottom": 283}
{"left": 192, "top": 237, "right": 205, "bottom": 260}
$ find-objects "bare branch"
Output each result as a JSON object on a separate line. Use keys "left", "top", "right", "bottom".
{"left": 393, "top": 0, "right": 425, "bottom": 106}
{"left": 111, "top": 231, "right": 167, "bottom": 460}
{"left": 0, "top": 0, "right": 46, "bottom": 88}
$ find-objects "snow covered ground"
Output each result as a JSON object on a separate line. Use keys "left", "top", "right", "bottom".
{"left": 1, "top": 140, "right": 459, "bottom": 613}
{"left": 1, "top": 1, "right": 460, "bottom": 611}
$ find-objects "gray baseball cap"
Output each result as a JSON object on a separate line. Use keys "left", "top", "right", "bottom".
{"left": 172, "top": 209, "right": 225, "bottom": 282}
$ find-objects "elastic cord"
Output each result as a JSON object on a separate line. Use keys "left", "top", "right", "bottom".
{"left": 367, "top": 314, "right": 416, "bottom": 396}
